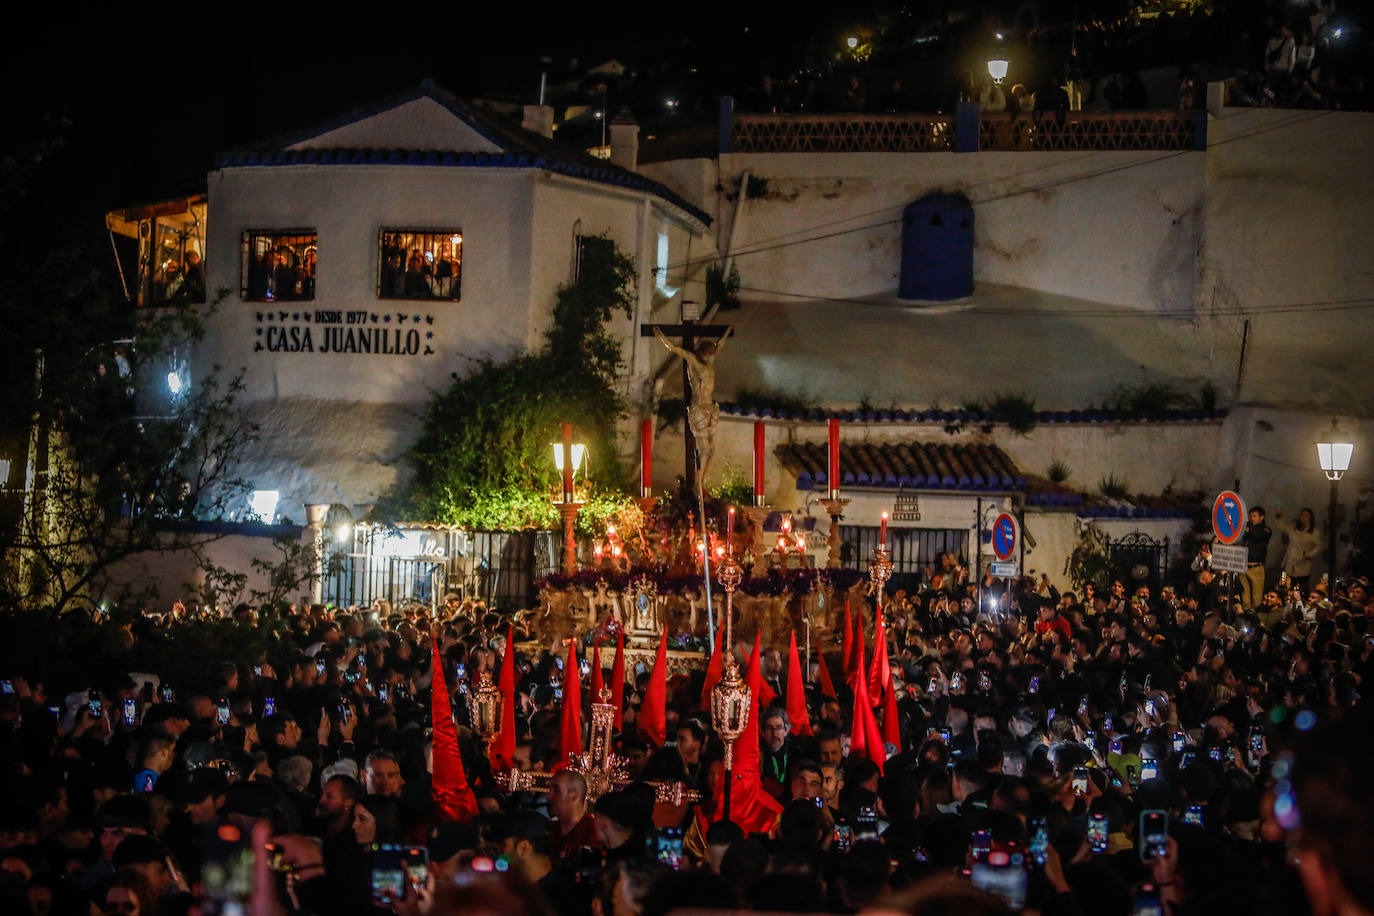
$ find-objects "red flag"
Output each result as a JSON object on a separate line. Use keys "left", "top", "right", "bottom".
{"left": 816, "top": 652, "right": 838, "bottom": 700}
{"left": 558, "top": 640, "right": 583, "bottom": 768}
{"left": 610, "top": 631, "right": 625, "bottom": 731}
{"left": 699, "top": 624, "right": 724, "bottom": 709}
{"left": 489, "top": 626, "right": 517, "bottom": 771}
{"left": 881, "top": 670, "right": 901, "bottom": 750}
{"left": 862, "top": 688, "right": 886, "bottom": 774}
{"left": 785, "top": 631, "right": 814, "bottom": 737}
{"left": 591, "top": 642, "right": 604, "bottom": 700}
{"left": 429, "top": 640, "right": 478, "bottom": 821}
{"left": 868, "top": 612, "right": 891, "bottom": 701}
{"left": 847, "top": 616, "right": 867, "bottom": 687}
{"left": 710, "top": 631, "right": 783, "bottom": 833}
{"left": 841, "top": 601, "right": 854, "bottom": 674}
{"left": 849, "top": 629, "right": 869, "bottom": 760}
{"left": 637, "top": 627, "right": 669, "bottom": 747}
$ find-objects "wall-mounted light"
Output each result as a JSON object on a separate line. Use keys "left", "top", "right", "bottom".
{"left": 988, "top": 59, "right": 1010, "bottom": 83}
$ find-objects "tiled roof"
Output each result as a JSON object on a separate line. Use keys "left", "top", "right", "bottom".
{"left": 775, "top": 441, "right": 1025, "bottom": 492}
{"left": 217, "top": 81, "right": 711, "bottom": 228}
{"left": 723, "top": 404, "right": 1227, "bottom": 424}
{"left": 1024, "top": 477, "right": 1203, "bottom": 519}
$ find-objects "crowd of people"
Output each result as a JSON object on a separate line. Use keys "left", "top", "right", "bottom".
{"left": 1, "top": 544, "right": 1371, "bottom": 916}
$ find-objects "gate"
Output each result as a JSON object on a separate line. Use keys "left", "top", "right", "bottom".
{"left": 838, "top": 525, "right": 969, "bottom": 592}
{"left": 322, "top": 527, "right": 560, "bottom": 611}
{"left": 1106, "top": 531, "right": 1170, "bottom": 595}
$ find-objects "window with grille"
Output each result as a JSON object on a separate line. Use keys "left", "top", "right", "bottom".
{"left": 574, "top": 234, "right": 614, "bottom": 284}
{"left": 378, "top": 230, "right": 462, "bottom": 300}
{"left": 241, "top": 230, "right": 317, "bottom": 301}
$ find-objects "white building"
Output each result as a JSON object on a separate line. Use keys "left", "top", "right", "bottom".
{"left": 106, "top": 86, "right": 1374, "bottom": 607}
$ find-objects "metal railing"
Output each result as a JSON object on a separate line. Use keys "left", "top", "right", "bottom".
{"left": 838, "top": 525, "right": 970, "bottom": 592}
{"left": 732, "top": 113, "right": 956, "bottom": 153}
{"left": 725, "top": 102, "right": 1203, "bottom": 154}
{"left": 322, "top": 528, "right": 562, "bottom": 611}
{"left": 977, "top": 111, "right": 1200, "bottom": 151}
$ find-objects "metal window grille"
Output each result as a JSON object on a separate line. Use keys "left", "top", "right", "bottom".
{"left": 839, "top": 525, "right": 970, "bottom": 591}
{"left": 240, "top": 230, "right": 317, "bottom": 301}
{"left": 378, "top": 229, "right": 462, "bottom": 300}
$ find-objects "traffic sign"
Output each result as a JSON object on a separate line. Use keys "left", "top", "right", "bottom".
{"left": 1212, "top": 491, "right": 1246, "bottom": 545}
{"left": 991, "top": 512, "right": 1019, "bottom": 561}
{"left": 989, "top": 561, "right": 1020, "bottom": 578}
{"left": 1210, "top": 544, "right": 1249, "bottom": 574}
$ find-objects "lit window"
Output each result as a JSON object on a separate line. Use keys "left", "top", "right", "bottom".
{"left": 379, "top": 230, "right": 461, "bottom": 300}
{"left": 241, "top": 230, "right": 317, "bottom": 302}
{"left": 655, "top": 231, "right": 679, "bottom": 297}
{"left": 249, "top": 490, "right": 280, "bottom": 523}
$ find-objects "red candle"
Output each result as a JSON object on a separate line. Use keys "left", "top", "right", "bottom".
{"left": 727, "top": 505, "right": 735, "bottom": 543}
{"left": 880, "top": 511, "right": 889, "bottom": 546}
{"left": 827, "top": 418, "right": 841, "bottom": 499}
{"left": 753, "top": 421, "right": 766, "bottom": 505}
{"left": 640, "top": 419, "right": 653, "bottom": 498}
{"left": 561, "top": 422, "right": 574, "bottom": 502}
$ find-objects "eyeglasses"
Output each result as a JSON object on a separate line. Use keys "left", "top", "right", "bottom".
{"left": 762, "top": 723, "right": 789, "bottom": 733}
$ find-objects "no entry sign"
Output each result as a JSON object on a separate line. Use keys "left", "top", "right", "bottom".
{"left": 1212, "top": 491, "right": 1246, "bottom": 545}
{"left": 992, "top": 512, "right": 1019, "bottom": 561}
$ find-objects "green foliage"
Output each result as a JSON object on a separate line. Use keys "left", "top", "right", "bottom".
{"left": 1098, "top": 473, "right": 1131, "bottom": 500}
{"left": 707, "top": 467, "right": 754, "bottom": 507}
{"left": 248, "top": 533, "right": 345, "bottom": 608}
{"left": 734, "top": 385, "right": 817, "bottom": 414}
{"left": 987, "top": 392, "right": 1038, "bottom": 435}
{"left": 1048, "top": 460, "right": 1072, "bottom": 484}
{"left": 705, "top": 262, "right": 741, "bottom": 311}
{"left": 387, "top": 235, "right": 637, "bottom": 530}
{"left": 1105, "top": 381, "right": 1196, "bottom": 414}
{"left": 1063, "top": 522, "right": 1115, "bottom": 593}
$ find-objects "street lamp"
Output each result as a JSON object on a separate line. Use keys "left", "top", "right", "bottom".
{"left": 1317, "top": 418, "right": 1354, "bottom": 585}
{"left": 987, "top": 59, "right": 1009, "bottom": 84}
{"left": 553, "top": 424, "right": 586, "bottom": 575}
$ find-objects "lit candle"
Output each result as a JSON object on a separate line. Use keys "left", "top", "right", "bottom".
{"left": 781, "top": 515, "right": 792, "bottom": 534}
{"left": 753, "top": 421, "right": 766, "bottom": 505}
{"left": 640, "top": 418, "right": 653, "bottom": 498}
{"left": 727, "top": 505, "right": 735, "bottom": 542}
{"left": 561, "top": 422, "right": 574, "bottom": 502}
{"left": 880, "top": 511, "right": 889, "bottom": 547}
{"left": 827, "top": 418, "right": 840, "bottom": 499}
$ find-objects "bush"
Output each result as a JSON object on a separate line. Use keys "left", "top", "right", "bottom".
{"left": 1098, "top": 474, "right": 1130, "bottom": 500}
{"left": 1048, "top": 461, "right": 1071, "bottom": 483}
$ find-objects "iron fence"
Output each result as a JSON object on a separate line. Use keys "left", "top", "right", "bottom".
{"left": 839, "top": 525, "right": 970, "bottom": 592}
{"left": 321, "top": 528, "right": 561, "bottom": 611}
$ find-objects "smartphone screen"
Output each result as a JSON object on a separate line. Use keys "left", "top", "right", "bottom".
{"left": 1141, "top": 759, "right": 1158, "bottom": 781}
{"left": 378, "top": 684, "right": 390, "bottom": 703}
{"left": 939, "top": 727, "right": 952, "bottom": 744}
{"left": 971, "top": 852, "right": 1028, "bottom": 910}
{"left": 1088, "top": 814, "right": 1109, "bottom": 853}
{"left": 1183, "top": 804, "right": 1204, "bottom": 826}
{"left": 833, "top": 825, "right": 852, "bottom": 852}
{"left": 1078, "top": 697, "right": 1089, "bottom": 716}
{"left": 971, "top": 828, "right": 992, "bottom": 862}
{"left": 1172, "top": 730, "right": 1186, "bottom": 754}
{"left": 655, "top": 829, "right": 684, "bottom": 870}
{"left": 122, "top": 697, "right": 137, "bottom": 726}
{"left": 1029, "top": 676, "right": 1040, "bottom": 694}
{"left": 216, "top": 699, "right": 231, "bottom": 726}
{"left": 315, "top": 659, "right": 326, "bottom": 676}
{"left": 1029, "top": 817, "right": 1049, "bottom": 866}
{"left": 950, "top": 672, "right": 963, "bottom": 692}
{"left": 264, "top": 697, "right": 276, "bottom": 717}
{"left": 1180, "top": 751, "right": 1196, "bottom": 769}
{"left": 0, "top": 680, "right": 13, "bottom": 695}
{"left": 1134, "top": 884, "right": 1164, "bottom": 916}
{"left": 1139, "top": 810, "right": 1169, "bottom": 861}
{"left": 161, "top": 685, "right": 175, "bottom": 702}
{"left": 370, "top": 844, "right": 405, "bottom": 904}
{"left": 1145, "top": 698, "right": 1156, "bottom": 717}
{"left": 856, "top": 806, "right": 879, "bottom": 841}
{"left": 402, "top": 846, "right": 428, "bottom": 885}
{"left": 1072, "top": 766, "right": 1089, "bottom": 796}
{"left": 979, "top": 672, "right": 992, "bottom": 692}
{"left": 1109, "top": 737, "right": 1124, "bottom": 755}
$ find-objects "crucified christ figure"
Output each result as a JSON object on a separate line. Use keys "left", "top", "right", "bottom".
{"left": 654, "top": 325, "right": 733, "bottom": 482}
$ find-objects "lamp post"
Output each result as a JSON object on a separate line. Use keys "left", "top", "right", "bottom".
{"left": 1316, "top": 418, "right": 1354, "bottom": 585}
{"left": 553, "top": 424, "right": 586, "bottom": 575}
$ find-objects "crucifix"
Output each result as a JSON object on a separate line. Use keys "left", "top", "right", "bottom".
{"left": 640, "top": 303, "right": 732, "bottom": 495}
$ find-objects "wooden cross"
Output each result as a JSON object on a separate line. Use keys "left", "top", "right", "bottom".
{"left": 640, "top": 315, "right": 731, "bottom": 495}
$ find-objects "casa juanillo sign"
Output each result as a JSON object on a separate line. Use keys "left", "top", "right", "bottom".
{"left": 254, "top": 309, "right": 437, "bottom": 356}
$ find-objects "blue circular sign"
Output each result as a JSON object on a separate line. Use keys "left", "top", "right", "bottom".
{"left": 1212, "top": 491, "right": 1245, "bottom": 545}
{"left": 992, "top": 513, "right": 1018, "bottom": 561}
